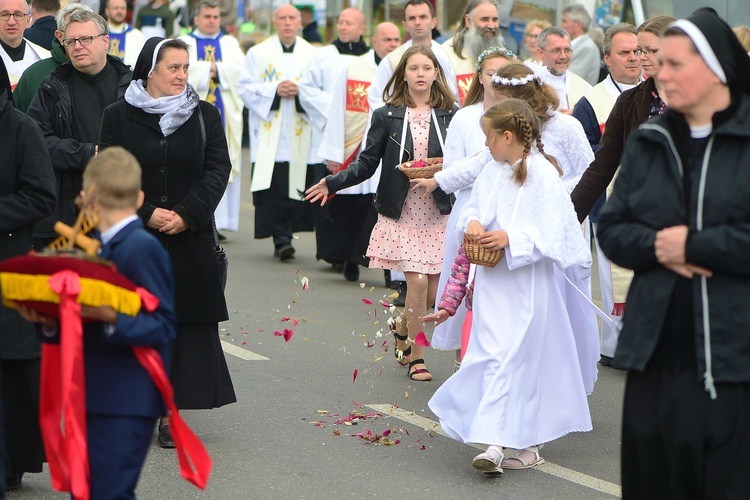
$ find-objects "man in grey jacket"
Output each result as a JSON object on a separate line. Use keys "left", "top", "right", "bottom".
{"left": 561, "top": 4, "right": 601, "bottom": 85}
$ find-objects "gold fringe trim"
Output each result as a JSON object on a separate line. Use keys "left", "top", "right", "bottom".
{"left": 0, "top": 272, "right": 142, "bottom": 316}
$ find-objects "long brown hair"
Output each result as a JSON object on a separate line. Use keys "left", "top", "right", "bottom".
{"left": 491, "top": 63, "right": 559, "bottom": 127}
{"left": 383, "top": 45, "right": 456, "bottom": 110}
{"left": 482, "top": 98, "right": 561, "bottom": 185}
{"left": 463, "top": 47, "right": 517, "bottom": 107}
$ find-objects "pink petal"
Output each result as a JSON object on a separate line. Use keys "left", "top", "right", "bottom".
{"left": 273, "top": 330, "right": 283, "bottom": 336}
{"left": 382, "top": 429, "right": 391, "bottom": 436}
{"left": 242, "top": 330, "right": 248, "bottom": 335}
{"left": 283, "top": 329, "right": 294, "bottom": 342}
{"left": 281, "top": 317, "right": 291, "bottom": 322}
{"left": 420, "top": 445, "right": 426, "bottom": 450}
{"left": 361, "top": 298, "right": 373, "bottom": 305}
{"left": 293, "top": 319, "right": 299, "bottom": 326}
{"left": 352, "top": 368, "right": 358, "bottom": 383}
{"left": 380, "top": 300, "right": 391, "bottom": 308}
{"left": 364, "top": 341, "right": 374, "bottom": 348}
{"left": 353, "top": 401, "right": 362, "bottom": 408}
{"left": 241, "top": 341, "right": 247, "bottom": 345}
{"left": 414, "top": 331, "right": 431, "bottom": 347}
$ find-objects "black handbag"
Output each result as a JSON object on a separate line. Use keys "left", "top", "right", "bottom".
{"left": 198, "top": 108, "right": 229, "bottom": 292}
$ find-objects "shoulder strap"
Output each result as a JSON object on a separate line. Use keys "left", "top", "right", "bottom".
{"left": 196, "top": 104, "right": 220, "bottom": 248}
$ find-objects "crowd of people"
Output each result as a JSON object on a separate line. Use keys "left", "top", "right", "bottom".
{"left": 2, "top": 0, "right": 750, "bottom": 497}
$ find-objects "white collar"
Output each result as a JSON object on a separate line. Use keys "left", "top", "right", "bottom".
{"left": 192, "top": 29, "right": 221, "bottom": 40}
{"left": 100, "top": 214, "right": 139, "bottom": 246}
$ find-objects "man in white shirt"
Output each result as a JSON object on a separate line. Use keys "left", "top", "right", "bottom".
{"left": 561, "top": 4, "right": 601, "bottom": 85}
{"left": 536, "top": 25, "right": 592, "bottom": 113}
{"left": 180, "top": 0, "right": 244, "bottom": 235}
{"left": 572, "top": 22, "right": 641, "bottom": 365}
{"left": 0, "top": 0, "right": 50, "bottom": 88}
{"left": 368, "top": 0, "right": 457, "bottom": 111}
{"left": 105, "top": 0, "right": 145, "bottom": 68}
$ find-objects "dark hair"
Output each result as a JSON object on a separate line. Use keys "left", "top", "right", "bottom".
{"left": 451, "top": 0, "right": 498, "bottom": 60}
{"left": 491, "top": 63, "right": 559, "bottom": 126}
{"left": 155, "top": 38, "right": 190, "bottom": 65}
{"left": 383, "top": 45, "right": 456, "bottom": 110}
{"left": 482, "top": 98, "right": 561, "bottom": 184}
{"left": 404, "top": 0, "right": 435, "bottom": 20}
{"left": 462, "top": 48, "right": 516, "bottom": 107}
{"left": 31, "top": 0, "right": 60, "bottom": 13}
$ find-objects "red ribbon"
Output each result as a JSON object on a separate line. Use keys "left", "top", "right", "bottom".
{"left": 40, "top": 271, "right": 90, "bottom": 499}
{"left": 40, "top": 271, "right": 212, "bottom": 499}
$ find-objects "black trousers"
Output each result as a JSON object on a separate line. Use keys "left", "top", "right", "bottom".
{"left": 622, "top": 366, "right": 750, "bottom": 499}
{"left": 315, "top": 193, "right": 377, "bottom": 266}
{"left": 2, "top": 360, "right": 44, "bottom": 476}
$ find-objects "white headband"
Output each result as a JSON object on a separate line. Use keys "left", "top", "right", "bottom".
{"left": 148, "top": 39, "right": 170, "bottom": 78}
{"left": 670, "top": 19, "right": 726, "bottom": 84}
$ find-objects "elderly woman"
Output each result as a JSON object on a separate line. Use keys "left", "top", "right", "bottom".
{"left": 99, "top": 37, "right": 235, "bottom": 448}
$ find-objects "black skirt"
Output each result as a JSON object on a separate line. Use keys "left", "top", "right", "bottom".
{"left": 170, "top": 323, "right": 236, "bottom": 410}
{"left": 2, "top": 359, "right": 44, "bottom": 473}
{"left": 315, "top": 193, "right": 377, "bottom": 266}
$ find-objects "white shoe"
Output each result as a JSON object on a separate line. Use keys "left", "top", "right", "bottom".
{"left": 472, "top": 445, "right": 504, "bottom": 474}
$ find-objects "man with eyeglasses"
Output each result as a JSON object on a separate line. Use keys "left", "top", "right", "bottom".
{"left": 536, "top": 25, "right": 592, "bottom": 114}
{"left": 26, "top": 9, "right": 130, "bottom": 250}
{"left": 572, "top": 22, "right": 642, "bottom": 368}
{"left": 0, "top": 0, "right": 50, "bottom": 89}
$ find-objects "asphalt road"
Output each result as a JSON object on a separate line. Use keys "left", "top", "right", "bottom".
{"left": 9, "top": 155, "right": 626, "bottom": 500}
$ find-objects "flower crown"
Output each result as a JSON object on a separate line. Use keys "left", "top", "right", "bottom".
{"left": 476, "top": 47, "right": 517, "bottom": 72}
{"left": 491, "top": 60, "right": 551, "bottom": 86}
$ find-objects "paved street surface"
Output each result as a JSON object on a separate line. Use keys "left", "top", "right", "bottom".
{"left": 9, "top": 152, "right": 626, "bottom": 499}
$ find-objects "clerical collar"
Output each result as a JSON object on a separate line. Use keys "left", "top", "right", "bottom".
{"left": 108, "top": 22, "right": 129, "bottom": 33}
{"left": 281, "top": 42, "right": 295, "bottom": 53}
{"left": 332, "top": 37, "right": 369, "bottom": 56}
{"left": 0, "top": 38, "right": 25, "bottom": 62}
{"left": 374, "top": 52, "right": 382, "bottom": 65}
{"left": 192, "top": 29, "right": 221, "bottom": 40}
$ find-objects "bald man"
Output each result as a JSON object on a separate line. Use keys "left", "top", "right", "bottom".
{"left": 313, "top": 21, "right": 401, "bottom": 281}
{"left": 238, "top": 4, "right": 317, "bottom": 260}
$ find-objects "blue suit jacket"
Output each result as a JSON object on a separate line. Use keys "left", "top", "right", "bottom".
{"left": 84, "top": 219, "right": 177, "bottom": 418}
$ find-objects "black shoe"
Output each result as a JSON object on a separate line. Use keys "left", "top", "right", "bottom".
{"left": 343, "top": 262, "right": 359, "bottom": 282}
{"left": 392, "top": 281, "right": 407, "bottom": 307}
{"left": 216, "top": 231, "right": 228, "bottom": 243}
{"left": 274, "top": 244, "right": 295, "bottom": 261}
{"left": 599, "top": 355, "right": 614, "bottom": 367}
{"left": 331, "top": 262, "right": 345, "bottom": 272}
{"left": 158, "top": 424, "right": 175, "bottom": 448}
{"left": 7, "top": 471, "right": 23, "bottom": 491}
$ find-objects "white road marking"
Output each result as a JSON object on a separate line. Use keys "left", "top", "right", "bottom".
{"left": 366, "top": 404, "right": 621, "bottom": 498}
{"left": 220, "top": 341, "right": 269, "bottom": 361}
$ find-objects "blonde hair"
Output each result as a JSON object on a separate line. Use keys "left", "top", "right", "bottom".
{"left": 383, "top": 45, "right": 456, "bottom": 110}
{"left": 491, "top": 63, "right": 559, "bottom": 126}
{"left": 482, "top": 98, "right": 561, "bottom": 185}
{"left": 83, "top": 147, "right": 142, "bottom": 210}
{"left": 524, "top": 19, "right": 551, "bottom": 37}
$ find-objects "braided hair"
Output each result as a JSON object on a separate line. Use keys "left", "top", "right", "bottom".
{"left": 482, "top": 98, "right": 561, "bottom": 185}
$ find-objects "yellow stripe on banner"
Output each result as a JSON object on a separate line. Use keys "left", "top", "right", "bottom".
{"left": 365, "top": 404, "right": 622, "bottom": 498}
{"left": 0, "top": 272, "right": 143, "bottom": 316}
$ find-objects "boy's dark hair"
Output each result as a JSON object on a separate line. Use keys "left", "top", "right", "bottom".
{"left": 83, "top": 147, "right": 142, "bottom": 210}
{"left": 404, "top": 0, "right": 436, "bottom": 20}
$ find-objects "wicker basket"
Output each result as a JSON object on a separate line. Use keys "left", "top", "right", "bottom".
{"left": 463, "top": 234, "right": 504, "bottom": 267}
{"left": 397, "top": 158, "right": 443, "bottom": 179}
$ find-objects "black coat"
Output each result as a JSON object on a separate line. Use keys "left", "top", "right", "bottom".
{"left": 326, "top": 104, "right": 457, "bottom": 220}
{"left": 0, "top": 90, "right": 57, "bottom": 359}
{"left": 99, "top": 100, "right": 231, "bottom": 323}
{"left": 26, "top": 56, "right": 132, "bottom": 237}
{"left": 597, "top": 92, "right": 750, "bottom": 382}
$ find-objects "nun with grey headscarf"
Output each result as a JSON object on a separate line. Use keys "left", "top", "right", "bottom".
{"left": 99, "top": 37, "right": 236, "bottom": 448}
{"left": 596, "top": 10, "right": 750, "bottom": 499}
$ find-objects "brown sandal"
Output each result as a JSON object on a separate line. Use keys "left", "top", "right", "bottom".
{"left": 389, "top": 316, "right": 411, "bottom": 366}
{"left": 407, "top": 359, "right": 432, "bottom": 381}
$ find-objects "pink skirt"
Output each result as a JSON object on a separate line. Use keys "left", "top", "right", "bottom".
{"left": 367, "top": 186, "right": 448, "bottom": 275}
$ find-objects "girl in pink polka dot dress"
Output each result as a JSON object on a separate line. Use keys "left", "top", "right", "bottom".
{"left": 306, "top": 45, "right": 458, "bottom": 381}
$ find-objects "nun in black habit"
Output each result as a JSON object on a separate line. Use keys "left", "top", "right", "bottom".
{"left": 99, "top": 37, "right": 236, "bottom": 447}
{"left": 596, "top": 10, "right": 750, "bottom": 499}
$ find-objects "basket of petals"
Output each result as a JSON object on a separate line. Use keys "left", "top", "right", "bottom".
{"left": 462, "top": 234, "right": 504, "bottom": 267}
{"left": 397, "top": 157, "right": 443, "bottom": 179}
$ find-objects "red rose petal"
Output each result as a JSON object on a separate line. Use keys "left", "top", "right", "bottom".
{"left": 361, "top": 298, "right": 373, "bottom": 305}
{"left": 352, "top": 368, "right": 358, "bottom": 383}
{"left": 414, "top": 331, "right": 431, "bottom": 347}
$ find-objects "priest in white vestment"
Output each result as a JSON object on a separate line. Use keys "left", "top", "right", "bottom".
{"left": 237, "top": 4, "right": 316, "bottom": 260}
{"left": 313, "top": 21, "right": 401, "bottom": 282}
{"left": 0, "top": 0, "right": 50, "bottom": 89}
{"left": 534, "top": 26, "right": 592, "bottom": 113}
{"left": 180, "top": 0, "right": 244, "bottom": 234}
{"left": 106, "top": 0, "right": 146, "bottom": 68}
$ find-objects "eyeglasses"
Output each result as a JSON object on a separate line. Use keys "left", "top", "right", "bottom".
{"left": 634, "top": 47, "right": 659, "bottom": 56}
{"left": 543, "top": 47, "right": 573, "bottom": 55}
{"left": 61, "top": 34, "right": 107, "bottom": 47}
{"left": 0, "top": 11, "right": 28, "bottom": 22}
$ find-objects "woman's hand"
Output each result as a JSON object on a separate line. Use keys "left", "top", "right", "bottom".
{"left": 148, "top": 208, "right": 173, "bottom": 230}
{"left": 160, "top": 212, "right": 187, "bottom": 235}
{"left": 410, "top": 178, "right": 438, "bottom": 200}
{"left": 466, "top": 220, "right": 485, "bottom": 239}
{"left": 81, "top": 305, "right": 117, "bottom": 324}
{"left": 16, "top": 304, "right": 57, "bottom": 327}
{"left": 305, "top": 179, "right": 330, "bottom": 205}
{"left": 479, "top": 230, "right": 508, "bottom": 251}
{"left": 422, "top": 309, "right": 450, "bottom": 326}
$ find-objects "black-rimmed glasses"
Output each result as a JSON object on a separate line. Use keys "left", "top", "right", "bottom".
{"left": 61, "top": 34, "right": 107, "bottom": 47}
{"left": 0, "top": 11, "right": 28, "bottom": 21}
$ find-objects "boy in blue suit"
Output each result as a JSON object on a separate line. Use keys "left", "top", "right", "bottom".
{"left": 20, "top": 147, "right": 177, "bottom": 499}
